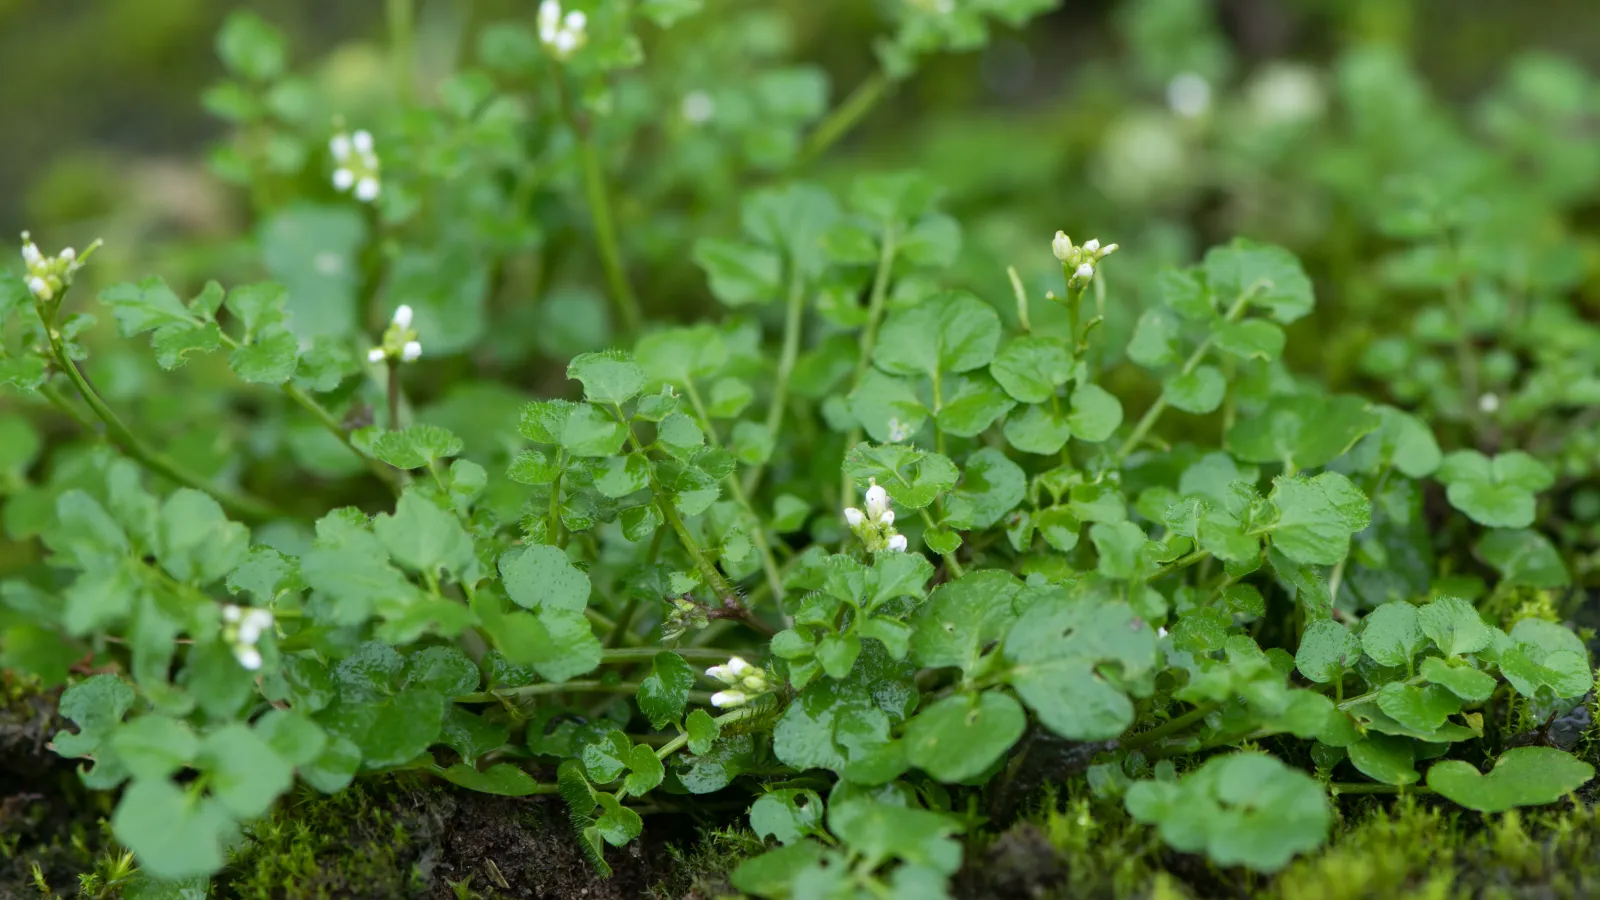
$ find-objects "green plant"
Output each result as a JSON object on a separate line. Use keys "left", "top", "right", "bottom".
{"left": 3, "top": 1, "right": 1599, "bottom": 897}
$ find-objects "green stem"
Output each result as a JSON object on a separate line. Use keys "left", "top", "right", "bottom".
{"left": 917, "top": 508, "right": 964, "bottom": 578}
{"left": 1150, "top": 550, "right": 1211, "bottom": 581}
{"left": 548, "top": 449, "right": 566, "bottom": 547}
{"left": 1337, "top": 674, "right": 1426, "bottom": 711}
{"left": 841, "top": 227, "right": 899, "bottom": 507}
{"left": 557, "top": 79, "right": 642, "bottom": 336}
{"left": 1119, "top": 701, "right": 1223, "bottom": 751}
{"left": 279, "top": 382, "right": 398, "bottom": 490}
{"left": 1115, "top": 293, "right": 1251, "bottom": 460}
{"left": 41, "top": 323, "right": 279, "bottom": 521}
{"left": 798, "top": 71, "right": 890, "bottom": 166}
{"left": 386, "top": 0, "right": 415, "bottom": 103}
{"left": 743, "top": 271, "right": 807, "bottom": 496}
{"left": 653, "top": 706, "right": 757, "bottom": 761}
{"left": 595, "top": 647, "right": 740, "bottom": 665}
{"left": 1329, "top": 782, "right": 1435, "bottom": 796}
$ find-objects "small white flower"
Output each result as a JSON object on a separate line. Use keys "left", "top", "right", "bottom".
{"left": 682, "top": 91, "right": 715, "bottom": 124}
{"left": 235, "top": 646, "right": 264, "bottom": 671}
{"left": 351, "top": 130, "right": 374, "bottom": 155}
{"left": 1075, "top": 263, "right": 1094, "bottom": 281}
{"left": 726, "top": 656, "right": 753, "bottom": 676}
{"left": 706, "top": 664, "right": 735, "bottom": 683}
{"left": 880, "top": 510, "right": 895, "bottom": 528}
{"left": 21, "top": 242, "right": 41, "bottom": 266}
{"left": 238, "top": 620, "right": 264, "bottom": 644}
{"left": 368, "top": 347, "right": 387, "bottom": 363}
{"left": 564, "top": 10, "right": 586, "bottom": 30}
{"left": 355, "top": 177, "right": 381, "bottom": 203}
{"left": 1052, "top": 231, "right": 1073, "bottom": 262}
{"left": 538, "top": 0, "right": 561, "bottom": 30}
{"left": 1167, "top": 72, "right": 1213, "bottom": 119}
{"left": 1083, "top": 239, "right": 1100, "bottom": 253}
{"left": 58, "top": 247, "right": 75, "bottom": 263}
{"left": 1157, "top": 626, "right": 1169, "bottom": 638}
{"left": 553, "top": 29, "right": 579, "bottom": 55}
{"left": 886, "top": 534, "right": 909, "bottom": 553}
{"left": 844, "top": 507, "right": 864, "bottom": 528}
{"left": 864, "top": 484, "right": 890, "bottom": 522}
{"left": 1099, "top": 243, "right": 1119, "bottom": 257}
{"left": 392, "top": 304, "right": 414, "bottom": 329}
{"left": 330, "top": 134, "right": 352, "bottom": 160}
{"left": 244, "top": 608, "right": 274, "bottom": 631}
{"left": 222, "top": 605, "right": 243, "bottom": 623}
{"left": 711, "top": 690, "right": 747, "bottom": 709}
{"left": 333, "top": 168, "right": 355, "bottom": 191}
{"left": 402, "top": 340, "right": 422, "bottom": 362}
{"left": 1479, "top": 393, "right": 1500, "bottom": 415}
{"left": 27, "top": 277, "right": 50, "bottom": 300}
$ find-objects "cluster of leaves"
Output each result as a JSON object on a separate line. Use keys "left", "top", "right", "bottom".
{"left": 3, "top": 2, "right": 1600, "bottom": 898}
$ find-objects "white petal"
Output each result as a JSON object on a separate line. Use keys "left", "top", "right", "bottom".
{"left": 368, "top": 347, "right": 387, "bottom": 363}
{"left": 21, "top": 242, "right": 41, "bottom": 265}
{"left": 355, "top": 177, "right": 381, "bottom": 202}
{"left": 332, "top": 168, "right": 356, "bottom": 191}
{"left": 564, "top": 10, "right": 586, "bottom": 31}
{"left": 886, "top": 534, "right": 908, "bottom": 552}
{"left": 1100, "top": 243, "right": 1119, "bottom": 256}
{"left": 1083, "top": 239, "right": 1099, "bottom": 253}
{"left": 864, "top": 484, "right": 889, "bottom": 519}
{"left": 27, "top": 277, "right": 49, "bottom": 299}
{"left": 329, "top": 134, "right": 352, "bottom": 160}
{"left": 553, "top": 30, "right": 579, "bottom": 54}
{"left": 59, "top": 247, "right": 75, "bottom": 263}
{"left": 539, "top": 0, "right": 561, "bottom": 29}
{"left": 844, "top": 507, "right": 864, "bottom": 527}
{"left": 726, "top": 656, "right": 752, "bottom": 675}
{"left": 351, "top": 130, "right": 374, "bottom": 154}
{"left": 235, "top": 647, "right": 263, "bottom": 671}
{"left": 706, "top": 665, "right": 734, "bottom": 683}
{"left": 1075, "top": 263, "right": 1094, "bottom": 280}
{"left": 710, "top": 690, "right": 746, "bottom": 709}
{"left": 880, "top": 510, "right": 894, "bottom": 527}
{"left": 392, "top": 304, "right": 414, "bottom": 329}
{"left": 1052, "top": 231, "right": 1072, "bottom": 261}
{"left": 245, "top": 609, "right": 274, "bottom": 630}
{"left": 222, "top": 605, "right": 243, "bottom": 623}
{"left": 238, "top": 621, "right": 263, "bottom": 644}
{"left": 402, "top": 341, "right": 422, "bottom": 362}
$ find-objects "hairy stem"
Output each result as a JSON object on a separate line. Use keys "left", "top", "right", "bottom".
{"left": 841, "top": 227, "right": 900, "bottom": 507}
{"left": 1119, "top": 701, "right": 1224, "bottom": 751}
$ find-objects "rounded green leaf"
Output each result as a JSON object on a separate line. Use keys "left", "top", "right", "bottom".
{"left": 904, "top": 692, "right": 1025, "bottom": 783}
{"left": 1427, "top": 747, "right": 1594, "bottom": 812}
{"left": 567, "top": 350, "right": 645, "bottom": 405}
{"left": 1163, "top": 365, "right": 1226, "bottom": 414}
{"left": 874, "top": 292, "right": 1001, "bottom": 378}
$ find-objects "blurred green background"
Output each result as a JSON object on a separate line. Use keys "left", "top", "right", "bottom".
{"left": 5, "top": 0, "right": 1597, "bottom": 245}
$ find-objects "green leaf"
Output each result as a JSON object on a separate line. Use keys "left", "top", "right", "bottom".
{"left": 731, "top": 842, "right": 829, "bottom": 897}
{"left": 936, "top": 372, "right": 1014, "bottom": 437}
{"left": 1090, "top": 521, "right": 1147, "bottom": 580}
{"left": 990, "top": 336, "right": 1072, "bottom": 403}
{"left": 567, "top": 350, "right": 645, "bottom": 405}
{"left": 1163, "top": 365, "right": 1226, "bottom": 414}
{"left": 109, "top": 716, "right": 198, "bottom": 781}
{"left": 560, "top": 404, "right": 629, "bottom": 457}
{"left": 1067, "top": 384, "right": 1123, "bottom": 443}
{"left": 637, "top": 652, "right": 695, "bottom": 729}
{"left": 1351, "top": 406, "right": 1442, "bottom": 478}
{"left": 1212, "top": 319, "right": 1286, "bottom": 361}
{"left": 112, "top": 779, "right": 232, "bottom": 880}
{"left": 842, "top": 443, "right": 958, "bottom": 509}
{"left": 1294, "top": 620, "right": 1361, "bottom": 684}
{"left": 200, "top": 723, "right": 294, "bottom": 818}
{"left": 1265, "top": 472, "right": 1370, "bottom": 566}
{"left": 1435, "top": 450, "right": 1553, "bottom": 529}
{"left": 1416, "top": 596, "right": 1494, "bottom": 658}
{"left": 948, "top": 447, "right": 1025, "bottom": 530}
{"left": 1125, "top": 752, "right": 1330, "bottom": 872}
{"left": 594, "top": 453, "right": 651, "bottom": 499}
{"left": 1226, "top": 394, "right": 1380, "bottom": 471}
{"left": 828, "top": 799, "right": 964, "bottom": 875}
{"left": 157, "top": 489, "right": 249, "bottom": 584}
{"left": 1127, "top": 309, "right": 1182, "bottom": 367}
{"left": 1348, "top": 734, "right": 1419, "bottom": 786}
{"left": 254, "top": 709, "right": 327, "bottom": 768}
{"left": 875, "top": 292, "right": 1001, "bottom": 379}
{"left": 500, "top": 545, "right": 591, "bottom": 612}
{"left": 436, "top": 762, "right": 546, "bottom": 796}
{"left": 369, "top": 425, "right": 463, "bottom": 469}
{"left": 908, "top": 570, "right": 1024, "bottom": 676}
{"left": 625, "top": 744, "right": 665, "bottom": 796}
{"left": 217, "top": 10, "right": 286, "bottom": 80}
{"left": 686, "top": 709, "right": 720, "bottom": 755}
{"left": 1427, "top": 748, "right": 1594, "bottom": 812}
{"left": 1419, "top": 656, "right": 1497, "bottom": 703}
{"left": 750, "top": 789, "right": 825, "bottom": 846}
{"left": 904, "top": 692, "right": 1025, "bottom": 782}
{"left": 595, "top": 792, "right": 644, "bottom": 846}
{"left": 1475, "top": 529, "right": 1569, "bottom": 588}
{"left": 740, "top": 183, "right": 841, "bottom": 278}
{"left": 1005, "top": 585, "right": 1159, "bottom": 740}
{"left": 99, "top": 277, "right": 194, "bottom": 336}
{"left": 1202, "top": 239, "right": 1315, "bottom": 324}
{"left": 694, "top": 238, "right": 782, "bottom": 306}
{"left": 373, "top": 490, "right": 476, "bottom": 581}
{"left": 1361, "top": 602, "right": 1425, "bottom": 669}
{"left": 1376, "top": 682, "right": 1462, "bottom": 733}
{"left": 1002, "top": 403, "right": 1072, "bottom": 455}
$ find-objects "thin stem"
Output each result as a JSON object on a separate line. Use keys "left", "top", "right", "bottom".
{"left": 557, "top": 77, "right": 642, "bottom": 336}
{"left": 1115, "top": 292, "right": 1252, "bottom": 460}
{"left": 1150, "top": 549, "right": 1211, "bottom": 581}
{"left": 1119, "top": 701, "right": 1223, "bottom": 751}
{"left": 917, "top": 508, "right": 964, "bottom": 578}
{"left": 841, "top": 228, "right": 900, "bottom": 507}
{"left": 1440, "top": 236, "right": 1484, "bottom": 432}
{"left": 1329, "top": 782, "right": 1435, "bottom": 796}
{"left": 386, "top": 361, "right": 402, "bottom": 430}
{"left": 428, "top": 764, "right": 558, "bottom": 794}
{"left": 280, "top": 382, "right": 398, "bottom": 490}
{"left": 40, "top": 319, "right": 279, "bottom": 521}
{"left": 1008, "top": 266, "right": 1032, "bottom": 333}
{"left": 459, "top": 681, "right": 713, "bottom": 704}
{"left": 653, "top": 706, "right": 757, "bottom": 761}
{"left": 386, "top": 0, "right": 416, "bottom": 103}
{"left": 596, "top": 647, "right": 740, "bottom": 665}
{"left": 743, "top": 271, "right": 807, "bottom": 495}
{"left": 798, "top": 71, "right": 890, "bottom": 166}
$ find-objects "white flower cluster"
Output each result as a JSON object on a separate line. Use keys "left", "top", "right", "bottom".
{"left": 707, "top": 656, "right": 770, "bottom": 709}
{"left": 1051, "top": 232, "right": 1119, "bottom": 290}
{"left": 330, "top": 129, "right": 381, "bottom": 203}
{"left": 222, "top": 604, "right": 274, "bottom": 671}
{"left": 20, "top": 232, "right": 96, "bottom": 303}
{"left": 845, "top": 482, "right": 908, "bottom": 554}
{"left": 538, "top": 0, "right": 588, "bottom": 60}
{"left": 368, "top": 304, "right": 423, "bottom": 364}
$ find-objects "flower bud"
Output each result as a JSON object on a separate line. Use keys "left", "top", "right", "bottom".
{"left": 333, "top": 168, "right": 355, "bottom": 191}
{"left": 352, "top": 130, "right": 375, "bottom": 155}
{"left": 393, "top": 304, "right": 414, "bottom": 329}
{"left": 880, "top": 510, "right": 894, "bottom": 528}
{"left": 844, "top": 507, "right": 864, "bottom": 527}
{"left": 1052, "top": 231, "right": 1073, "bottom": 261}
{"left": 368, "top": 347, "right": 387, "bottom": 363}
{"left": 711, "top": 690, "right": 747, "bottom": 709}
{"left": 1083, "top": 239, "right": 1099, "bottom": 253}
{"left": 355, "top": 177, "right": 381, "bottom": 203}
{"left": 886, "top": 534, "right": 908, "bottom": 552}
{"left": 864, "top": 484, "right": 890, "bottom": 521}
{"left": 1075, "top": 263, "right": 1094, "bottom": 281}
{"left": 236, "top": 646, "right": 264, "bottom": 671}
{"left": 402, "top": 341, "right": 422, "bottom": 362}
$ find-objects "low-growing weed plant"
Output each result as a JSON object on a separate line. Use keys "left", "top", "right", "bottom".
{"left": 3, "top": 1, "right": 1599, "bottom": 897}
